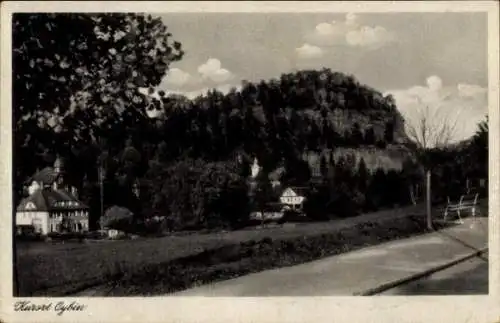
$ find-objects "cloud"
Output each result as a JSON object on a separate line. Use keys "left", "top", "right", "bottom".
{"left": 307, "top": 13, "right": 395, "bottom": 49}
{"left": 345, "top": 13, "right": 358, "bottom": 27}
{"left": 385, "top": 76, "right": 487, "bottom": 145}
{"left": 163, "top": 68, "right": 193, "bottom": 87}
{"left": 345, "top": 26, "right": 395, "bottom": 48}
{"left": 457, "top": 83, "right": 487, "bottom": 98}
{"left": 295, "top": 43, "right": 324, "bottom": 59}
{"left": 156, "top": 58, "right": 237, "bottom": 99}
{"left": 197, "top": 58, "right": 234, "bottom": 83}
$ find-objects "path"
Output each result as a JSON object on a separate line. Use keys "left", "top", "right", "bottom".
{"left": 379, "top": 255, "right": 488, "bottom": 295}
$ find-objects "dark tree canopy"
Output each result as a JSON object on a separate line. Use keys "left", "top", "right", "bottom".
{"left": 13, "top": 13, "right": 184, "bottom": 191}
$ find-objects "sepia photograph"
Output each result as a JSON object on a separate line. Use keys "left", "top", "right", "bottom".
{"left": 1, "top": 1, "right": 499, "bottom": 323}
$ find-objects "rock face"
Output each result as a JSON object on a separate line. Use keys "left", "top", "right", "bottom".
{"left": 233, "top": 69, "right": 413, "bottom": 174}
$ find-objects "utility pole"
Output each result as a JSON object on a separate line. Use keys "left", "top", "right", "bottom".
{"left": 98, "top": 136, "right": 106, "bottom": 227}
{"left": 100, "top": 157, "right": 104, "bottom": 224}
{"left": 426, "top": 169, "right": 432, "bottom": 230}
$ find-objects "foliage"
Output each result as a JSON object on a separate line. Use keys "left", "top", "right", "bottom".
{"left": 100, "top": 206, "right": 135, "bottom": 231}
{"left": 429, "top": 116, "right": 489, "bottom": 199}
{"left": 142, "top": 159, "right": 250, "bottom": 231}
{"left": 469, "top": 116, "right": 488, "bottom": 179}
{"left": 13, "top": 13, "right": 184, "bottom": 205}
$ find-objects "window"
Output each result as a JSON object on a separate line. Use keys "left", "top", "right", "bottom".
{"left": 25, "top": 202, "right": 36, "bottom": 210}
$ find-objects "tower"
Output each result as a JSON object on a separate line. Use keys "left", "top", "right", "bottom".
{"left": 251, "top": 158, "right": 261, "bottom": 179}
{"left": 54, "top": 156, "right": 64, "bottom": 174}
{"left": 53, "top": 156, "right": 65, "bottom": 190}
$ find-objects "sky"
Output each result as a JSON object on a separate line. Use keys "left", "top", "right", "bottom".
{"left": 154, "top": 12, "right": 488, "bottom": 143}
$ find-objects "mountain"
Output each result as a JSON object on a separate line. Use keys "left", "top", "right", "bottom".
{"left": 141, "top": 68, "right": 413, "bottom": 175}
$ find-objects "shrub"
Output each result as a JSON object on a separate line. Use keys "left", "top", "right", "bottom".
{"left": 47, "top": 232, "right": 85, "bottom": 241}
{"left": 100, "top": 206, "right": 135, "bottom": 232}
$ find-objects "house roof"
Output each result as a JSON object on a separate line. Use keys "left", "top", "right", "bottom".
{"left": 26, "top": 167, "right": 60, "bottom": 185}
{"left": 280, "top": 186, "right": 309, "bottom": 197}
{"left": 17, "top": 188, "right": 88, "bottom": 212}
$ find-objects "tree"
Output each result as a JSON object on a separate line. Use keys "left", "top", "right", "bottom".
{"left": 13, "top": 13, "right": 184, "bottom": 201}
{"left": 319, "top": 155, "right": 328, "bottom": 179}
{"left": 303, "top": 183, "right": 330, "bottom": 220}
{"left": 143, "top": 159, "right": 249, "bottom": 231}
{"left": 364, "top": 127, "right": 376, "bottom": 145}
{"left": 366, "top": 168, "right": 387, "bottom": 210}
{"left": 469, "top": 116, "right": 488, "bottom": 179}
{"left": 384, "top": 121, "right": 395, "bottom": 144}
{"left": 254, "top": 175, "right": 274, "bottom": 226}
{"left": 351, "top": 123, "right": 364, "bottom": 145}
{"left": 401, "top": 157, "right": 423, "bottom": 205}
{"left": 357, "top": 157, "right": 369, "bottom": 191}
{"left": 405, "top": 103, "right": 458, "bottom": 229}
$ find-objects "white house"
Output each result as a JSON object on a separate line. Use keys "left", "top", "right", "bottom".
{"left": 16, "top": 188, "right": 89, "bottom": 235}
{"left": 279, "top": 187, "right": 308, "bottom": 211}
{"left": 16, "top": 157, "right": 89, "bottom": 235}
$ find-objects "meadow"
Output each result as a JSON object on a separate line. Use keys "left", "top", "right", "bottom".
{"left": 16, "top": 201, "right": 487, "bottom": 296}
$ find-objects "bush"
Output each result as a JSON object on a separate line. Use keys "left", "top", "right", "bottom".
{"left": 47, "top": 232, "right": 85, "bottom": 241}
{"left": 16, "top": 232, "right": 44, "bottom": 242}
{"left": 278, "top": 209, "right": 308, "bottom": 223}
{"left": 100, "top": 206, "right": 135, "bottom": 232}
{"left": 84, "top": 231, "right": 108, "bottom": 240}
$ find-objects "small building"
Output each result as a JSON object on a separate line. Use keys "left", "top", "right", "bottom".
{"left": 16, "top": 188, "right": 89, "bottom": 235}
{"left": 250, "top": 202, "right": 284, "bottom": 221}
{"left": 279, "top": 187, "right": 308, "bottom": 211}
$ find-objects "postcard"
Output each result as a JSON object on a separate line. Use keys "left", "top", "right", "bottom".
{"left": 1, "top": 1, "right": 499, "bottom": 322}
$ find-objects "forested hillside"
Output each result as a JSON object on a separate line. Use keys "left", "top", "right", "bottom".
{"left": 144, "top": 69, "right": 411, "bottom": 170}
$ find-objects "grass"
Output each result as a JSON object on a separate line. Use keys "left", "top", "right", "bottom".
{"left": 15, "top": 201, "right": 487, "bottom": 296}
